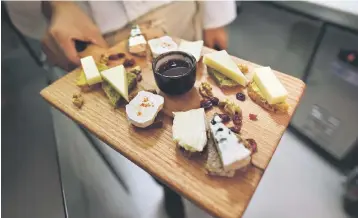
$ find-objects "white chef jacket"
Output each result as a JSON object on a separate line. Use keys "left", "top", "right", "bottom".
{"left": 6, "top": 1, "right": 237, "bottom": 40}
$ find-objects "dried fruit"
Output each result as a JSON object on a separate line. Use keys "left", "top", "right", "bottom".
{"left": 249, "top": 113, "right": 258, "bottom": 121}
{"left": 238, "top": 64, "right": 249, "bottom": 74}
{"left": 200, "top": 99, "right": 213, "bottom": 110}
{"left": 218, "top": 114, "right": 230, "bottom": 123}
{"left": 246, "top": 138, "right": 257, "bottom": 153}
{"left": 209, "top": 97, "right": 219, "bottom": 106}
{"left": 72, "top": 93, "right": 84, "bottom": 109}
{"left": 236, "top": 92, "right": 246, "bottom": 101}
{"left": 123, "top": 58, "right": 135, "bottom": 68}
{"left": 199, "top": 82, "right": 213, "bottom": 98}
{"left": 229, "top": 126, "right": 241, "bottom": 134}
{"left": 109, "top": 53, "right": 125, "bottom": 60}
{"left": 129, "top": 66, "right": 141, "bottom": 75}
{"left": 136, "top": 74, "right": 142, "bottom": 82}
{"left": 232, "top": 113, "right": 242, "bottom": 125}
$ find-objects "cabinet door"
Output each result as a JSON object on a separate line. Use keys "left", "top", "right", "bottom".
{"left": 291, "top": 26, "right": 358, "bottom": 159}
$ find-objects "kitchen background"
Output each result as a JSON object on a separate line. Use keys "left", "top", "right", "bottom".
{"left": 2, "top": 2, "right": 358, "bottom": 218}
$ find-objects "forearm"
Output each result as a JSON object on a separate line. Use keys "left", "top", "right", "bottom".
{"left": 42, "top": 1, "right": 76, "bottom": 20}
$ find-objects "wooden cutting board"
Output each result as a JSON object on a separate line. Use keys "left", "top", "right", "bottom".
{"left": 40, "top": 38, "right": 305, "bottom": 218}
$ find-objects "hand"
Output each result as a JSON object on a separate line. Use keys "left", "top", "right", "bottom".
{"left": 203, "top": 27, "right": 228, "bottom": 50}
{"left": 42, "top": 2, "right": 108, "bottom": 71}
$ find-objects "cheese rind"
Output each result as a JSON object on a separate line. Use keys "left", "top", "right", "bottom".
{"left": 172, "top": 108, "right": 207, "bottom": 152}
{"left": 125, "top": 91, "right": 164, "bottom": 128}
{"left": 209, "top": 114, "right": 251, "bottom": 171}
{"left": 203, "top": 50, "right": 247, "bottom": 86}
{"left": 80, "top": 56, "right": 102, "bottom": 85}
{"left": 253, "top": 67, "right": 288, "bottom": 104}
{"left": 101, "top": 65, "right": 129, "bottom": 102}
{"left": 178, "top": 40, "right": 203, "bottom": 62}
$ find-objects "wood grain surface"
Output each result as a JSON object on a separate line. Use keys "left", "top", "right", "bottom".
{"left": 40, "top": 37, "right": 305, "bottom": 218}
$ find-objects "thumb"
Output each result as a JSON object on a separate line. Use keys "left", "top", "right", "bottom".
{"left": 58, "top": 38, "right": 81, "bottom": 66}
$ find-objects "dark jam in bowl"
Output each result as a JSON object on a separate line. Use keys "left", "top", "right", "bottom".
{"left": 153, "top": 51, "right": 196, "bottom": 95}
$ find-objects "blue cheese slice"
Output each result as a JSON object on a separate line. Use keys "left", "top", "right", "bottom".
{"left": 125, "top": 91, "right": 164, "bottom": 128}
{"left": 209, "top": 114, "right": 251, "bottom": 171}
{"left": 172, "top": 108, "right": 207, "bottom": 152}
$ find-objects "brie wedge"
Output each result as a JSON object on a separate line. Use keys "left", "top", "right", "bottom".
{"left": 172, "top": 108, "right": 207, "bottom": 152}
{"left": 101, "top": 65, "right": 129, "bottom": 102}
{"left": 129, "top": 35, "right": 147, "bottom": 56}
{"left": 80, "top": 56, "right": 102, "bottom": 85}
{"left": 203, "top": 50, "right": 247, "bottom": 86}
{"left": 253, "top": 67, "right": 288, "bottom": 104}
{"left": 148, "top": 36, "right": 178, "bottom": 58}
{"left": 178, "top": 40, "right": 203, "bottom": 62}
{"left": 125, "top": 91, "right": 164, "bottom": 128}
{"left": 209, "top": 114, "right": 251, "bottom": 171}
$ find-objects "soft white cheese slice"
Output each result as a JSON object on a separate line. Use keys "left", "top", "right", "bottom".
{"left": 125, "top": 91, "right": 164, "bottom": 128}
{"left": 129, "top": 35, "right": 147, "bottom": 54}
{"left": 101, "top": 65, "right": 129, "bottom": 102}
{"left": 178, "top": 40, "right": 203, "bottom": 62}
{"left": 253, "top": 66, "right": 288, "bottom": 104}
{"left": 80, "top": 56, "right": 102, "bottom": 85}
{"left": 148, "top": 36, "right": 178, "bottom": 58}
{"left": 172, "top": 108, "right": 207, "bottom": 152}
{"left": 209, "top": 114, "right": 251, "bottom": 171}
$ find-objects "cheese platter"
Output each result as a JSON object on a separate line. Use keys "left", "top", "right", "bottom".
{"left": 40, "top": 29, "right": 305, "bottom": 218}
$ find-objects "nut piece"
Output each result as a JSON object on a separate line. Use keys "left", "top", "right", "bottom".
{"left": 238, "top": 64, "right": 249, "bottom": 74}
{"left": 99, "top": 54, "right": 109, "bottom": 65}
{"left": 129, "top": 66, "right": 142, "bottom": 75}
{"left": 199, "top": 82, "right": 213, "bottom": 98}
{"left": 223, "top": 99, "right": 242, "bottom": 117}
{"left": 72, "top": 93, "right": 84, "bottom": 109}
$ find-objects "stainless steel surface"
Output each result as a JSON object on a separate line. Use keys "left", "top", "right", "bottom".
{"left": 291, "top": 25, "right": 358, "bottom": 159}
{"left": 275, "top": 1, "right": 358, "bottom": 31}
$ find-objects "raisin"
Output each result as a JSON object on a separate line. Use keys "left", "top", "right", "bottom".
{"left": 200, "top": 99, "right": 213, "bottom": 110}
{"left": 123, "top": 58, "right": 135, "bottom": 68}
{"left": 117, "top": 53, "right": 125, "bottom": 58}
{"left": 229, "top": 126, "right": 241, "bottom": 134}
{"left": 249, "top": 113, "right": 258, "bottom": 121}
{"left": 109, "top": 53, "right": 126, "bottom": 60}
{"left": 218, "top": 114, "right": 230, "bottom": 123}
{"left": 246, "top": 138, "right": 257, "bottom": 153}
{"left": 136, "top": 74, "right": 142, "bottom": 82}
{"left": 236, "top": 92, "right": 246, "bottom": 101}
{"left": 209, "top": 97, "right": 219, "bottom": 106}
{"left": 233, "top": 114, "right": 242, "bottom": 126}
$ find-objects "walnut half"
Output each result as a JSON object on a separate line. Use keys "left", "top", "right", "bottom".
{"left": 72, "top": 93, "right": 84, "bottom": 109}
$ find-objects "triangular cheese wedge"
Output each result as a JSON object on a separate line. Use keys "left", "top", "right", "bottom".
{"left": 203, "top": 50, "right": 247, "bottom": 86}
{"left": 179, "top": 40, "right": 203, "bottom": 62}
{"left": 101, "top": 65, "right": 129, "bottom": 102}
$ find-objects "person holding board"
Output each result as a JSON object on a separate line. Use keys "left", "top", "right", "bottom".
{"left": 5, "top": 1, "right": 237, "bottom": 218}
